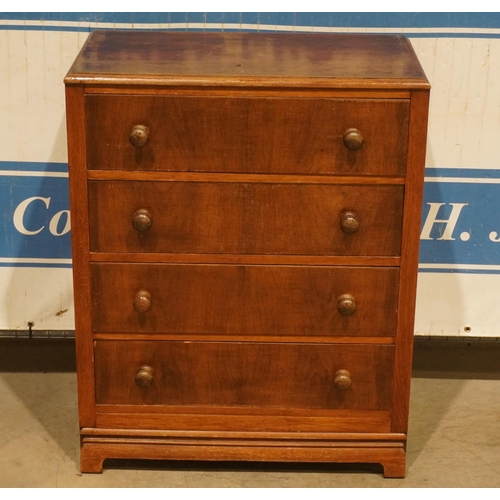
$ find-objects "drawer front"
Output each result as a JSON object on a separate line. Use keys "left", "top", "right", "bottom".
{"left": 94, "top": 340, "right": 395, "bottom": 410}
{"left": 89, "top": 181, "right": 404, "bottom": 256}
{"left": 85, "top": 95, "right": 409, "bottom": 176}
{"left": 91, "top": 264, "right": 399, "bottom": 337}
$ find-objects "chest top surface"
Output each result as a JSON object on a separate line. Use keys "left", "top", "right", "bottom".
{"left": 65, "top": 31, "right": 429, "bottom": 89}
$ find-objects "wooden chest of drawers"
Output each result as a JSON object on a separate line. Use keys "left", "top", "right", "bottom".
{"left": 65, "top": 31, "right": 429, "bottom": 477}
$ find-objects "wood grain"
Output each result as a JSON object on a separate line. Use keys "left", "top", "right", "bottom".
{"left": 85, "top": 95, "right": 409, "bottom": 176}
{"left": 90, "top": 264, "right": 400, "bottom": 337}
{"left": 66, "top": 31, "right": 429, "bottom": 477}
{"left": 89, "top": 253, "right": 401, "bottom": 267}
{"left": 65, "top": 31, "right": 429, "bottom": 91}
{"left": 80, "top": 439, "right": 406, "bottom": 477}
{"left": 88, "top": 181, "right": 404, "bottom": 256}
{"left": 92, "top": 334, "right": 395, "bottom": 344}
{"left": 391, "top": 89, "right": 430, "bottom": 433}
{"left": 95, "top": 405, "right": 391, "bottom": 418}
{"left": 65, "top": 85, "right": 96, "bottom": 428}
{"left": 94, "top": 340, "right": 394, "bottom": 410}
{"left": 83, "top": 428, "right": 404, "bottom": 440}
{"left": 94, "top": 413, "right": 392, "bottom": 434}
{"left": 84, "top": 86, "right": 411, "bottom": 98}
{"left": 86, "top": 171, "right": 406, "bottom": 184}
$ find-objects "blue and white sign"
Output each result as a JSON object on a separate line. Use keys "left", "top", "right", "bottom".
{"left": 0, "top": 162, "right": 71, "bottom": 267}
{"left": 3, "top": 161, "right": 500, "bottom": 275}
{"left": 420, "top": 168, "right": 500, "bottom": 274}
{"left": 1, "top": 12, "right": 500, "bottom": 335}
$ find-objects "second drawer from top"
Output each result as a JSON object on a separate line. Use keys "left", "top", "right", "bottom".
{"left": 88, "top": 181, "right": 404, "bottom": 256}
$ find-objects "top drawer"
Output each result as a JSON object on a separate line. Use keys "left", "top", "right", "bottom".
{"left": 85, "top": 95, "right": 409, "bottom": 176}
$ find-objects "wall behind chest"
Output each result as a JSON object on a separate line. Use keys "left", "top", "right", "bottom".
{"left": 1, "top": 13, "right": 499, "bottom": 337}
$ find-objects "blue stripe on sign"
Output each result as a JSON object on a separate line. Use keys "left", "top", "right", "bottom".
{"left": 2, "top": 166, "right": 500, "bottom": 271}
{"left": 1, "top": 12, "right": 500, "bottom": 29}
{"left": 418, "top": 268, "right": 500, "bottom": 274}
{"left": 3, "top": 25, "right": 500, "bottom": 38}
{"left": 425, "top": 168, "right": 500, "bottom": 179}
{"left": 0, "top": 262, "right": 73, "bottom": 269}
{"left": 0, "top": 161, "right": 68, "bottom": 173}
{"left": 0, "top": 25, "right": 94, "bottom": 33}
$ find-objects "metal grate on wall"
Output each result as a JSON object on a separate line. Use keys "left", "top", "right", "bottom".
{"left": 0, "top": 329, "right": 75, "bottom": 339}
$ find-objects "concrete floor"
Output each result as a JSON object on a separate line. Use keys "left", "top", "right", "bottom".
{"left": 0, "top": 338, "right": 499, "bottom": 487}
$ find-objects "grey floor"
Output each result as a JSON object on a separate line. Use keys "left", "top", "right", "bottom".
{"left": 0, "top": 337, "right": 499, "bottom": 488}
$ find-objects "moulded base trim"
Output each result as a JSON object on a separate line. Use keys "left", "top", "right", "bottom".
{"left": 80, "top": 433, "right": 407, "bottom": 478}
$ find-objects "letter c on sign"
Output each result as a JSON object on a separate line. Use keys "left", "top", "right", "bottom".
{"left": 13, "top": 196, "right": 51, "bottom": 235}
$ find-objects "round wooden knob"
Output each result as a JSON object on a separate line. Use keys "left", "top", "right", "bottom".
{"left": 343, "top": 128, "right": 364, "bottom": 151}
{"left": 133, "top": 290, "right": 152, "bottom": 313}
{"left": 132, "top": 209, "right": 153, "bottom": 232}
{"left": 135, "top": 365, "right": 154, "bottom": 388}
{"left": 334, "top": 369, "right": 352, "bottom": 390}
{"left": 340, "top": 211, "right": 360, "bottom": 234}
{"left": 129, "top": 124, "right": 150, "bottom": 147}
{"left": 337, "top": 293, "right": 356, "bottom": 316}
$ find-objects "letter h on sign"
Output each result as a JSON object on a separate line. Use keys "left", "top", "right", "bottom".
{"left": 420, "top": 203, "right": 468, "bottom": 241}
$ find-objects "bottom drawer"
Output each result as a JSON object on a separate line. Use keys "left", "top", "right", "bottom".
{"left": 95, "top": 341, "right": 394, "bottom": 411}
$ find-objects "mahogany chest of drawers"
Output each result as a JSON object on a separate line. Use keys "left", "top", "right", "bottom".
{"left": 64, "top": 31, "right": 430, "bottom": 477}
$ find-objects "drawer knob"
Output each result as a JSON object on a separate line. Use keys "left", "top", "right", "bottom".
{"left": 337, "top": 293, "right": 356, "bottom": 316}
{"left": 129, "top": 124, "right": 150, "bottom": 147}
{"left": 133, "top": 290, "right": 152, "bottom": 313}
{"left": 340, "top": 211, "right": 360, "bottom": 234}
{"left": 343, "top": 128, "right": 364, "bottom": 151}
{"left": 135, "top": 365, "right": 154, "bottom": 388}
{"left": 334, "top": 369, "right": 352, "bottom": 390}
{"left": 132, "top": 209, "right": 153, "bottom": 232}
